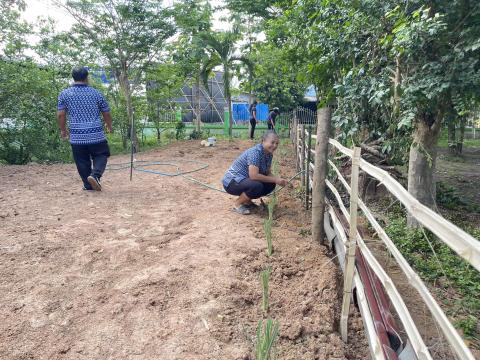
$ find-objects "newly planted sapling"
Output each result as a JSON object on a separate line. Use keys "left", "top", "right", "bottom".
{"left": 255, "top": 319, "right": 280, "bottom": 360}
{"left": 267, "top": 195, "right": 276, "bottom": 220}
{"left": 263, "top": 218, "right": 273, "bottom": 256}
{"left": 260, "top": 267, "right": 271, "bottom": 313}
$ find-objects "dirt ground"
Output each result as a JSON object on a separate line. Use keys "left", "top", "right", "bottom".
{"left": 0, "top": 140, "right": 368, "bottom": 360}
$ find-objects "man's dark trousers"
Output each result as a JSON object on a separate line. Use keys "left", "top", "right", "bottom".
{"left": 71, "top": 140, "right": 110, "bottom": 189}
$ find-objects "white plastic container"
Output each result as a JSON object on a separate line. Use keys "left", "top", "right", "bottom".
{"left": 207, "top": 137, "right": 216, "bottom": 146}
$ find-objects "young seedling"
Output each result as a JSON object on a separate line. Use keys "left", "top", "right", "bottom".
{"left": 267, "top": 196, "right": 276, "bottom": 220}
{"left": 263, "top": 218, "right": 273, "bottom": 256}
{"left": 260, "top": 267, "right": 271, "bottom": 313}
{"left": 255, "top": 319, "right": 280, "bottom": 360}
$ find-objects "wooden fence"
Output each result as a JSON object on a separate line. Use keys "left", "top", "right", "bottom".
{"left": 291, "top": 110, "right": 479, "bottom": 360}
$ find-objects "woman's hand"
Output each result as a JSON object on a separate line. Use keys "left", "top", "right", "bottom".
{"left": 275, "top": 177, "right": 288, "bottom": 187}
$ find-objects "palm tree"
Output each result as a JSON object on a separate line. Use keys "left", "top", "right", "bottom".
{"left": 199, "top": 25, "right": 253, "bottom": 137}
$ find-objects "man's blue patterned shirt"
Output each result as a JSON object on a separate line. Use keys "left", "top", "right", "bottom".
{"left": 57, "top": 84, "right": 110, "bottom": 145}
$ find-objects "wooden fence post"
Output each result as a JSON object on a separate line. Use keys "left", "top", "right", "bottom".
{"left": 311, "top": 107, "right": 331, "bottom": 244}
{"left": 340, "top": 146, "right": 362, "bottom": 342}
{"left": 305, "top": 126, "right": 312, "bottom": 209}
{"left": 300, "top": 124, "right": 306, "bottom": 192}
{"left": 294, "top": 120, "right": 299, "bottom": 172}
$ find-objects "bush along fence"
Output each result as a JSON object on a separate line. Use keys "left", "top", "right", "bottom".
{"left": 291, "top": 108, "right": 479, "bottom": 360}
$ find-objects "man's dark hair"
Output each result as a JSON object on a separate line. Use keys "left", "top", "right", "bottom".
{"left": 72, "top": 67, "right": 89, "bottom": 82}
{"left": 253, "top": 100, "right": 258, "bottom": 105}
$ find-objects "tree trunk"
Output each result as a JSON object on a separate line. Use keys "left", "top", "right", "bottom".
{"left": 312, "top": 107, "right": 331, "bottom": 245}
{"left": 447, "top": 120, "right": 457, "bottom": 155}
{"left": 393, "top": 56, "right": 401, "bottom": 116}
{"left": 456, "top": 116, "right": 466, "bottom": 154}
{"left": 407, "top": 115, "right": 442, "bottom": 227}
{"left": 117, "top": 65, "right": 138, "bottom": 153}
{"left": 224, "top": 65, "right": 233, "bottom": 137}
{"left": 195, "top": 74, "right": 201, "bottom": 132}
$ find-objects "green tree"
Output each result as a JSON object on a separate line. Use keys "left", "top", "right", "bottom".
{"left": 57, "top": 0, "right": 176, "bottom": 151}
{"left": 172, "top": 0, "right": 213, "bottom": 132}
{"left": 145, "top": 62, "right": 185, "bottom": 140}
{"left": 199, "top": 23, "right": 253, "bottom": 136}
{"left": 254, "top": 0, "right": 480, "bottom": 226}
{"left": 242, "top": 44, "right": 307, "bottom": 110}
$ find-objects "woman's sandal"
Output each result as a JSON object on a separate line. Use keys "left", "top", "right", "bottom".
{"left": 233, "top": 205, "right": 251, "bottom": 215}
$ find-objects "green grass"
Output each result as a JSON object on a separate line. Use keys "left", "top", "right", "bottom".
{"left": 107, "top": 132, "right": 172, "bottom": 157}
{"left": 436, "top": 181, "right": 480, "bottom": 213}
{"left": 437, "top": 128, "right": 480, "bottom": 148}
{"left": 383, "top": 203, "right": 480, "bottom": 342}
{"left": 255, "top": 319, "right": 280, "bottom": 360}
{"left": 261, "top": 268, "right": 271, "bottom": 313}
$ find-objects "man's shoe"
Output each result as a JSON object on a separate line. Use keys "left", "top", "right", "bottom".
{"left": 82, "top": 186, "right": 94, "bottom": 191}
{"left": 87, "top": 175, "right": 102, "bottom": 191}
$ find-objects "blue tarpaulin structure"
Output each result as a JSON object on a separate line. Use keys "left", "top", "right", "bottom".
{"left": 232, "top": 103, "right": 269, "bottom": 122}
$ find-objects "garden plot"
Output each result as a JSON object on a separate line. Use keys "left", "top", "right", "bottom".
{"left": 0, "top": 140, "right": 367, "bottom": 360}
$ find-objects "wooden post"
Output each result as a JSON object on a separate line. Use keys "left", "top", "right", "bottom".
{"left": 300, "top": 124, "right": 306, "bottom": 190}
{"left": 311, "top": 107, "right": 331, "bottom": 244}
{"left": 340, "top": 146, "right": 362, "bottom": 342}
{"left": 305, "top": 126, "right": 312, "bottom": 209}
{"left": 295, "top": 119, "right": 300, "bottom": 172}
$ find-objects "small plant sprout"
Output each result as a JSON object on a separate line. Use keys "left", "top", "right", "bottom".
{"left": 255, "top": 319, "right": 280, "bottom": 360}
{"left": 264, "top": 218, "right": 273, "bottom": 256}
{"left": 267, "top": 196, "right": 276, "bottom": 220}
{"left": 261, "top": 267, "right": 271, "bottom": 313}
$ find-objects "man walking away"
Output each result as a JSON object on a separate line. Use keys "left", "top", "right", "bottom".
{"left": 267, "top": 107, "right": 280, "bottom": 131}
{"left": 57, "top": 66, "right": 113, "bottom": 191}
{"left": 249, "top": 100, "right": 258, "bottom": 140}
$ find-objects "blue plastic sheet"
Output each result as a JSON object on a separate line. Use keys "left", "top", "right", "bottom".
{"left": 232, "top": 103, "right": 269, "bottom": 122}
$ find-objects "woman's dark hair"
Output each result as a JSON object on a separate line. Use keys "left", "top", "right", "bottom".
{"left": 261, "top": 130, "right": 279, "bottom": 142}
{"left": 72, "top": 67, "right": 89, "bottom": 81}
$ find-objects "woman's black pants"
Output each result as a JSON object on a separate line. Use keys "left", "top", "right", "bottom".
{"left": 224, "top": 178, "right": 276, "bottom": 199}
{"left": 249, "top": 119, "right": 256, "bottom": 139}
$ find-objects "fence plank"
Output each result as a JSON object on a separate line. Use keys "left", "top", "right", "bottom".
{"left": 328, "top": 159, "right": 475, "bottom": 360}
{"left": 300, "top": 124, "right": 306, "bottom": 189}
{"left": 327, "top": 179, "right": 432, "bottom": 359}
{"left": 340, "top": 147, "right": 361, "bottom": 342}
{"left": 328, "top": 138, "right": 480, "bottom": 273}
{"left": 305, "top": 127, "right": 313, "bottom": 209}
{"left": 326, "top": 206, "right": 386, "bottom": 360}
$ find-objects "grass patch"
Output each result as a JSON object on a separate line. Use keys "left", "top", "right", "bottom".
{"left": 437, "top": 128, "right": 480, "bottom": 148}
{"left": 383, "top": 204, "right": 480, "bottom": 342}
{"left": 255, "top": 319, "right": 280, "bottom": 360}
{"left": 261, "top": 267, "right": 271, "bottom": 313}
{"left": 436, "top": 181, "right": 480, "bottom": 213}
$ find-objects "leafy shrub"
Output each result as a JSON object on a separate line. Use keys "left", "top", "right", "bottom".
{"left": 175, "top": 121, "right": 186, "bottom": 140}
{"left": 189, "top": 129, "right": 203, "bottom": 140}
{"left": 384, "top": 209, "right": 480, "bottom": 340}
{"left": 436, "top": 181, "right": 479, "bottom": 213}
